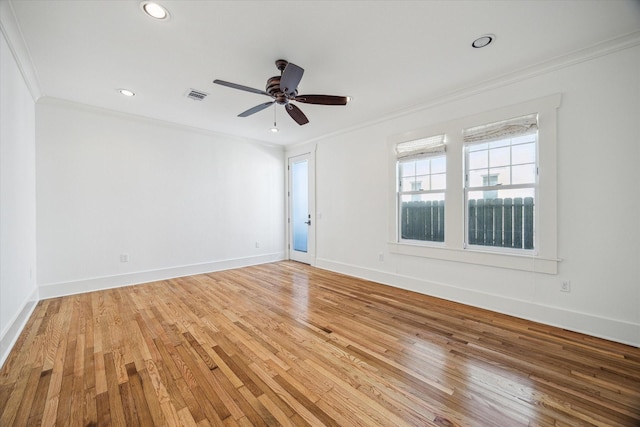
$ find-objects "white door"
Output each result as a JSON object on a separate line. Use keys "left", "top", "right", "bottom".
{"left": 288, "top": 153, "right": 314, "bottom": 264}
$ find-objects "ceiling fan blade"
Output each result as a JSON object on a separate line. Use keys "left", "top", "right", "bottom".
{"left": 238, "top": 101, "right": 275, "bottom": 117}
{"left": 286, "top": 103, "right": 309, "bottom": 125}
{"left": 280, "top": 63, "right": 304, "bottom": 97}
{"left": 294, "top": 94, "right": 349, "bottom": 106}
{"left": 213, "top": 79, "right": 270, "bottom": 97}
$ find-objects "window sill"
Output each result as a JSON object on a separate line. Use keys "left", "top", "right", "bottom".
{"left": 388, "top": 242, "right": 559, "bottom": 274}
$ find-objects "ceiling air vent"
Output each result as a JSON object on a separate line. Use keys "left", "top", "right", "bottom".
{"left": 186, "top": 89, "right": 208, "bottom": 101}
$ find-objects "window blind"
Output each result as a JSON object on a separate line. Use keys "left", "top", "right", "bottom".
{"left": 463, "top": 113, "right": 538, "bottom": 144}
{"left": 395, "top": 134, "right": 446, "bottom": 159}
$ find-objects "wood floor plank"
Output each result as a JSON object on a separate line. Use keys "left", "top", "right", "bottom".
{"left": 137, "top": 366, "right": 168, "bottom": 427}
{"left": 9, "top": 366, "right": 41, "bottom": 426}
{"left": 174, "top": 343, "right": 232, "bottom": 422}
{"left": 124, "top": 362, "right": 154, "bottom": 426}
{"left": 2, "top": 261, "right": 639, "bottom": 426}
{"left": 104, "top": 352, "right": 128, "bottom": 426}
{"left": 95, "top": 391, "right": 111, "bottom": 427}
{"left": 25, "top": 369, "right": 52, "bottom": 426}
{"left": 118, "top": 379, "right": 138, "bottom": 427}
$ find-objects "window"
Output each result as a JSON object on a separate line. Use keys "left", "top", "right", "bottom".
{"left": 464, "top": 114, "right": 538, "bottom": 250}
{"left": 387, "top": 94, "right": 561, "bottom": 274}
{"left": 396, "top": 135, "right": 446, "bottom": 243}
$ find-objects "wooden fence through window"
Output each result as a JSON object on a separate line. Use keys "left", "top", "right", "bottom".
{"left": 400, "top": 200, "right": 445, "bottom": 242}
{"left": 400, "top": 197, "right": 534, "bottom": 249}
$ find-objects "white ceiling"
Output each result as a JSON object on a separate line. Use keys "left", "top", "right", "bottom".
{"left": 5, "top": 0, "right": 640, "bottom": 146}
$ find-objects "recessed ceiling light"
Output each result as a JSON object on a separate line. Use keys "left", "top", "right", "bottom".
{"left": 270, "top": 127, "right": 279, "bottom": 133}
{"left": 472, "top": 34, "right": 495, "bottom": 49}
{"left": 119, "top": 89, "right": 135, "bottom": 97}
{"left": 141, "top": 1, "right": 169, "bottom": 20}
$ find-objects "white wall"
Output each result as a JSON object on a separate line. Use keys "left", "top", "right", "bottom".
{"left": 36, "top": 99, "right": 285, "bottom": 297}
{"left": 314, "top": 44, "right": 640, "bottom": 346}
{"left": 0, "top": 30, "right": 38, "bottom": 363}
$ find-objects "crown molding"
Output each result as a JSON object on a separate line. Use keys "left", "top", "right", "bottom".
{"left": 0, "top": 0, "right": 43, "bottom": 101}
{"left": 37, "top": 96, "right": 284, "bottom": 150}
{"left": 302, "top": 30, "right": 640, "bottom": 146}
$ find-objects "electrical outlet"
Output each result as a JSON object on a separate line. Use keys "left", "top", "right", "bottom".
{"left": 120, "top": 253, "right": 129, "bottom": 263}
{"left": 561, "top": 280, "right": 571, "bottom": 292}
{"left": 255, "top": 241, "right": 260, "bottom": 248}
{"left": 378, "top": 252, "right": 384, "bottom": 262}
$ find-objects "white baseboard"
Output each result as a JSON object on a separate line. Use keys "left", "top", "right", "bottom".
{"left": 39, "top": 252, "right": 285, "bottom": 299}
{"left": 315, "top": 258, "right": 640, "bottom": 347}
{"left": 0, "top": 287, "right": 39, "bottom": 368}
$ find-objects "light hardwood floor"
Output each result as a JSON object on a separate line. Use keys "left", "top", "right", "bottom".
{"left": 1, "top": 261, "right": 639, "bottom": 426}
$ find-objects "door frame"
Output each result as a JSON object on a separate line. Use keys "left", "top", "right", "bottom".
{"left": 286, "top": 145, "right": 316, "bottom": 265}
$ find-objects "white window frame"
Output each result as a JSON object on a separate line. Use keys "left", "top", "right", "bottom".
{"left": 396, "top": 135, "right": 446, "bottom": 244}
{"left": 387, "top": 94, "right": 561, "bottom": 274}
{"left": 463, "top": 116, "right": 538, "bottom": 253}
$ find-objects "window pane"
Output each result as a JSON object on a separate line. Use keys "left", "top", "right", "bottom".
{"left": 414, "top": 176, "right": 428, "bottom": 191}
{"left": 512, "top": 164, "right": 536, "bottom": 185}
{"left": 401, "top": 178, "right": 415, "bottom": 191}
{"left": 398, "top": 154, "right": 446, "bottom": 244}
{"left": 468, "top": 142, "right": 489, "bottom": 152}
{"left": 399, "top": 155, "right": 446, "bottom": 193}
{"left": 489, "top": 139, "right": 510, "bottom": 148}
{"left": 400, "top": 161, "right": 415, "bottom": 177}
{"left": 401, "top": 193, "right": 444, "bottom": 203}
{"left": 467, "top": 188, "right": 535, "bottom": 249}
{"left": 431, "top": 173, "right": 446, "bottom": 190}
{"left": 489, "top": 166, "right": 511, "bottom": 185}
{"left": 468, "top": 150, "right": 488, "bottom": 169}
{"left": 469, "top": 187, "right": 535, "bottom": 200}
{"left": 400, "top": 193, "right": 445, "bottom": 242}
{"left": 489, "top": 147, "right": 510, "bottom": 168}
{"left": 431, "top": 156, "right": 446, "bottom": 174}
{"left": 512, "top": 142, "right": 535, "bottom": 165}
{"left": 511, "top": 134, "right": 536, "bottom": 145}
{"left": 415, "top": 158, "right": 430, "bottom": 175}
{"left": 291, "top": 160, "right": 308, "bottom": 253}
{"left": 482, "top": 174, "right": 498, "bottom": 186}
{"left": 464, "top": 116, "right": 538, "bottom": 252}
{"left": 468, "top": 170, "right": 487, "bottom": 187}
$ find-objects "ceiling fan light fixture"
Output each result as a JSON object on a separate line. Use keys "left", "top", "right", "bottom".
{"left": 141, "top": 1, "right": 169, "bottom": 20}
{"left": 472, "top": 34, "right": 495, "bottom": 49}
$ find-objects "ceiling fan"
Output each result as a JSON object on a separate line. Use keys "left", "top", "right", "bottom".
{"left": 213, "top": 59, "right": 349, "bottom": 126}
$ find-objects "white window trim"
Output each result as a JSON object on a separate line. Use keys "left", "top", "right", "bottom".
{"left": 463, "top": 120, "right": 538, "bottom": 252}
{"left": 396, "top": 137, "right": 447, "bottom": 244}
{"left": 387, "top": 94, "right": 561, "bottom": 274}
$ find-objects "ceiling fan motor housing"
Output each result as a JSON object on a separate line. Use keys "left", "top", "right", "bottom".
{"left": 266, "top": 75, "right": 296, "bottom": 104}
{"left": 266, "top": 76, "right": 281, "bottom": 96}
